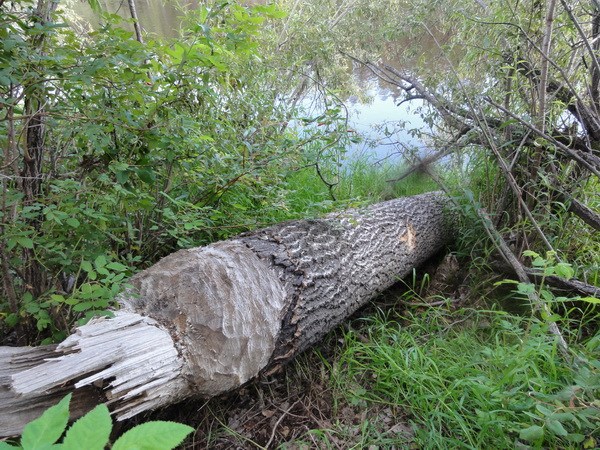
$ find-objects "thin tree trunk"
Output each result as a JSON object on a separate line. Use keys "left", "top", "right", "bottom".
{"left": 127, "top": 0, "right": 144, "bottom": 44}
{"left": 20, "top": 0, "right": 59, "bottom": 300}
{"left": 538, "top": 0, "right": 557, "bottom": 134}
{"left": 1, "top": 86, "right": 18, "bottom": 314}
{"left": 0, "top": 192, "right": 452, "bottom": 437}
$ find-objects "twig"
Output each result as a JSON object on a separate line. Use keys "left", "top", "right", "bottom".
{"left": 127, "top": 0, "right": 144, "bottom": 44}
{"left": 538, "top": 0, "right": 557, "bottom": 133}
{"left": 492, "top": 260, "right": 600, "bottom": 298}
{"left": 412, "top": 298, "right": 462, "bottom": 307}
{"left": 477, "top": 208, "right": 571, "bottom": 359}
{"left": 560, "top": 0, "right": 600, "bottom": 106}
{"left": 387, "top": 128, "right": 470, "bottom": 183}
{"left": 486, "top": 97, "right": 600, "bottom": 178}
{"left": 265, "top": 399, "right": 300, "bottom": 449}
{"left": 477, "top": 111, "right": 556, "bottom": 253}
{"left": 556, "top": 192, "right": 600, "bottom": 232}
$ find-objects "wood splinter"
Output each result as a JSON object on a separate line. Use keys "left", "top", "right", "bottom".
{"left": 0, "top": 192, "right": 452, "bottom": 437}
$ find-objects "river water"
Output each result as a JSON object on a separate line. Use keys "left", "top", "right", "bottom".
{"left": 65, "top": 0, "right": 427, "bottom": 163}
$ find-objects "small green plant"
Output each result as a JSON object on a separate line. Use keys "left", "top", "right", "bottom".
{"left": 0, "top": 394, "right": 194, "bottom": 450}
{"left": 496, "top": 250, "right": 599, "bottom": 332}
{"left": 518, "top": 250, "right": 599, "bottom": 303}
{"left": 334, "top": 307, "right": 599, "bottom": 449}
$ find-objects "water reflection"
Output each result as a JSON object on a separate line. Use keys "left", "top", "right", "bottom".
{"left": 66, "top": 0, "right": 427, "bottom": 162}
{"left": 346, "top": 76, "right": 427, "bottom": 163}
{"left": 65, "top": 0, "right": 194, "bottom": 37}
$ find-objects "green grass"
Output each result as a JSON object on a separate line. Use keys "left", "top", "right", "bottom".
{"left": 270, "top": 136, "right": 600, "bottom": 450}
{"left": 331, "top": 307, "right": 600, "bottom": 449}
{"left": 336, "top": 158, "right": 439, "bottom": 201}
{"left": 217, "top": 157, "right": 441, "bottom": 234}
{"left": 283, "top": 157, "right": 439, "bottom": 211}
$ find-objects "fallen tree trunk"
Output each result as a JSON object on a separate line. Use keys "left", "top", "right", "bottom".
{"left": 0, "top": 192, "right": 452, "bottom": 437}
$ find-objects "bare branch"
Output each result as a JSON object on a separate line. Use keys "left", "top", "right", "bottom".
{"left": 477, "top": 208, "right": 571, "bottom": 358}
{"left": 560, "top": 0, "right": 600, "bottom": 111}
{"left": 538, "top": 0, "right": 558, "bottom": 134}
{"left": 127, "top": 0, "right": 144, "bottom": 44}
{"left": 559, "top": 193, "right": 600, "bottom": 231}
{"left": 492, "top": 261, "right": 600, "bottom": 298}
{"left": 387, "top": 127, "right": 472, "bottom": 183}
{"left": 486, "top": 97, "right": 600, "bottom": 178}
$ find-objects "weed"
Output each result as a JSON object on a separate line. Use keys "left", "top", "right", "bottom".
{"left": 334, "top": 307, "right": 599, "bottom": 449}
{"left": 0, "top": 394, "right": 193, "bottom": 450}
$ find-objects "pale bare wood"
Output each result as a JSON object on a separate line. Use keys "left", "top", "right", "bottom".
{"left": 0, "top": 192, "right": 452, "bottom": 437}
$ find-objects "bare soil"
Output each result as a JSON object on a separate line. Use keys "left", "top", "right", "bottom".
{"left": 120, "top": 254, "right": 466, "bottom": 449}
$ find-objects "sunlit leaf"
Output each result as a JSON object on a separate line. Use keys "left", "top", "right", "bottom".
{"left": 62, "top": 404, "right": 112, "bottom": 450}
{"left": 21, "top": 394, "right": 71, "bottom": 449}
{"left": 86, "top": 0, "right": 102, "bottom": 14}
{"left": 112, "top": 421, "right": 194, "bottom": 450}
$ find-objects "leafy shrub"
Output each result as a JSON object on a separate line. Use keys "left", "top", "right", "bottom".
{"left": 1, "top": 1, "right": 348, "bottom": 344}
{"left": 0, "top": 394, "right": 194, "bottom": 450}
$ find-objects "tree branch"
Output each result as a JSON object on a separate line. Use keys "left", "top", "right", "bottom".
{"left": 559, "top": 193, "right": 600, "bottom": 231}
{"left": 476, "top": 208, "right": 571, "bottom": 358}
{"left": 538, "top": 0, "right": 557, "bottom": 134}
{"left": 486, "top": 97, "right": 600, "bottom": 178}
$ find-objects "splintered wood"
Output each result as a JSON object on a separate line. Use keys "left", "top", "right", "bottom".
{"left": 0, "top": 192, "right": 452, "bottom": 437}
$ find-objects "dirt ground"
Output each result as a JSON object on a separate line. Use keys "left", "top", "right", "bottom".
{"left": 127, "top": 254, "right": 465, "bottom": 449}
{"left": 133, "top": 306, "right": 416, "bottom": 449}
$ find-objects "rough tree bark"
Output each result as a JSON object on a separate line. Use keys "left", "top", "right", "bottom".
{"left": 0, "top": 192, "right": 452, "bottom": 437}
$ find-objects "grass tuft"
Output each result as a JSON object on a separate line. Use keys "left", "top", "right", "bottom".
{"left": 334, "top": 307, "right": 600, "bottom": 449}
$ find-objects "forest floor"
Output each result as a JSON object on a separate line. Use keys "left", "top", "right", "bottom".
{"left": 141, "top": 297, "right": 415, "bottom": 449}
{"left": 121, "top": 254, "right": 463, "bottom": 449}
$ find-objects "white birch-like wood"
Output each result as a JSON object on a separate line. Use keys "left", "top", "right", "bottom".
{"left": 0, "top": 192, "right": 451, "bottom": 437}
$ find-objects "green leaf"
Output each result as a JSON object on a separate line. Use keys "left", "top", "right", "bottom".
{"left": 16, "top": 237, "right": 34, "bottom": 249}
{"left": 579, "top": 296, "right": 600, "bottom": 304}
{"left": 115, "top": 170, "right": 129, "bottom": 185}
{"left": 554, "top": 262, "right": 574, "bottom": 279}
{"left": 61, "top": 404, "right": 112, "bottom": 450}
{"left": 112, "top": 421, "right": 194, "bottom": 450}
{"left": 535, "top": 404, "right": 553, "bottom": 416}
{"left": 519, "top": 425, "right": 544, "bottom": 442}
{"left": 6, "top": 238, "right": 17, "bottom": 251}
{"left": 254, "top": 4, "right": 287, "bottom": 18}
{"left": 65, "top": 218, "right": 80, "bottom": 228}
{"left": 87, "top": 0, "right": 102, "bottom": 14}
{"left": 81, "top": 261, "right": 93, "bottom": 273}
{"left": 136, "top": 169, "right": 156, "bottom": 184}
{"left": 494, "top": 279, "right": 519, "bottom": 287}
{"left": 80, "top": 283, "right": 93, "bottom": 295}
{"left": 0, "top": 442, "right": 21, "bottom": 449}
{"left": 94, "top": 255, "right": 107, "bottom": 268}
{"left": 72, "top": 302, "right": 93, "bottom": 312}
{"left": 6, "top": 313, "right": 19, "bottom": 326}
{"left": 532, "top": 257, "right": 546, "bottom": 268}
{"left": 21, "top": 394, "right": 71, "bottom": 449}
{"left": 545, "top": 419, "right": 568, "bottom": 437}
{"left": 565, "top": 433, "right": 585, "bottom": 443}
{"left": 50, "top": 294, "right": 65, "bottom": 303}
{"left": 517, "top": 283, "right": 535, "bottom": 295}
{"left": 105, "top": 262, "right": 127, "bottom": 272}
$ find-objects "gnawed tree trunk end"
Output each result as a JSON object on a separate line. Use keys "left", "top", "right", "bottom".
{"left": 0, "top": 192, "right": 452, "bottom": 437}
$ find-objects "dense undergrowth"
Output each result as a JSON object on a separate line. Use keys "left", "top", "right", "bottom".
{"left": 333, "top": 307, "right": 599, "bottom": 449}
{"left": 1, "top": 0, "right": 599, "bottom": 448}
